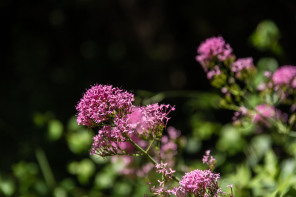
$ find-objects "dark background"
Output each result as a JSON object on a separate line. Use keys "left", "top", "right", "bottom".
{"left": 1, "top": 0, "right": 296, "bottom": 194}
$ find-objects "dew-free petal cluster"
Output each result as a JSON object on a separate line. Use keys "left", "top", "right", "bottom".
{"left": 76, "top": 84, "right": 175, "bottom": 157}
{"left": 172, "top": 169, "right": 221, "bottom": 197}
{"left": 76, "top": 84, "right": 134, "bottom": 127}
{"left": 231, "top": 58, "right": 253, "bottom": 72}
{"left": 202, "top": 150, "right": 216, "bottom": 170}
{"left": 253, "top": 104, "right": 286, "bottom": 126}
{"left": 272, "top": 65, "right": 296, "bottom": 88}
{"left": 231, "top": 57, "right": 255, "bottom": 79}
{"left": 127, "top": 104, "right": 175, "bottom": 137}
{"left": 196, "top": 36, "right": 233, "bottom": 70}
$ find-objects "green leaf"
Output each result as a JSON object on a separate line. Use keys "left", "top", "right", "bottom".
{"left": 48, "top": 120, "right": 63, "bottom": 141}
{"left": 67, "top": 129, "right": 93, "bottom": 154}
{"left": 0, "top": 178, "right": 15, "bottom": 196}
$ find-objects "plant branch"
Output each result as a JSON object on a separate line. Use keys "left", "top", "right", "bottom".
{"left": 126, "top": 135, "right": 180, "bottom": 182}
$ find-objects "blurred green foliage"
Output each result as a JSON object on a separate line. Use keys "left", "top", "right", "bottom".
{"left": 2, "top": 0, "right": 296, "bottom": 196}
{"left": 250, "top": 20, "right": 283, "bottom": 56}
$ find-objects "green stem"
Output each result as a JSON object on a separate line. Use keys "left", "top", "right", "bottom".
{"left": 126, "top": 136, "right": 180, "bottom": 182}
{"left": 35, "top": 148, "right": 56, "bottom": 189}
{"left": 117, "top": 153, "right": 143, "bottom": 156}
{"left": 145, "top": 139, "right": 155, "bottom": 153}
{"left": 127, "top": 137, "right": 157, "bottom": 165}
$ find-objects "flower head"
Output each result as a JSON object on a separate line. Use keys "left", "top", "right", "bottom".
{"left": 77, "top": 84, "right": 175, "bottom": 157}
{"left": 253, "top": 104, "right": 286, "bottom": 127}
{"left": 202, "top": 150, "right": 216, "bottom": 170}
{"left": 253, "top": 104, "right": 276, "bottom": 123}
{"left": 173, "top": 169, "right": 221, "bottom": 197}
{"left": 231, "top": 57, "right": 255, "bottom": 79}
{"left": 76, "top": 84, "right": 134, "bottom": 127}
{"left": 196, "top": 36, "right": 233, "bottom": 70}
{"left": 127, "top": 104, "right": 175, "bottom": 138}
{"left": 272, "top": 65, "right": 296, "bottom": 88}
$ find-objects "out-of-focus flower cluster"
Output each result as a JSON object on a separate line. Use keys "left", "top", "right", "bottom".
{"left": 272, "top": 65, "right": 296, "bottom": 89}
{"left": 76, "top": 84, "right": 175, "bottom": 157}
{"left": 196, "top": 36, "right": 234, "bottom": 72}
{"left": 260, "top": 65, "right": 296, "bottom": 104}
{"left": 196, "top": 36, "right": 256, "bottom": 92}
{"left": 254, "top": 65, "right": 296, "bottom": 131}
{"left": 196, "top": 36, "right": 296, "bottom": 133}
{"left": 203, "top": 150, "right": 216, "bottom": 171}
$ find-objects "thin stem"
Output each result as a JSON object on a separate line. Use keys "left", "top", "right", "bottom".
{"left": 35, "top": 148, "right": 56, "bottom": 188}
{"left": 117, "top": 153, "right": 143, "bottom": 156}
{"left": 127, "top": 137, "right": 157, "bottom": 165}
{"left": 126, "top": 135, "right": 180, "bottom": 182}
{"left": 145, "top": 139, "right": 155, "bottom": 153}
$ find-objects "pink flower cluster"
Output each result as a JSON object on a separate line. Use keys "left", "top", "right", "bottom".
{"left": 76, "top": 84, "right": 175, "bottom": 157}
{"left": 196, "top": 36, "right": 233, "bottom": 71}
{"left": 150, "top": 163, "right": 176, "bottom": 196}
{"left": 207, "top": 65, "right": 221, "bottom": 80}
{"left": 272, "top": 65, "right": 296, "bottom": 88}
{"left": 231, "top": 57, "right": 255, "bottom": 79}
{"left": 253, "top": 104, "right": 286, "bottom": 127}
{"left": 171, "top": 169, "right": 221, "bottom": 197}
{"left": 202, "top": 150, "right": 216, "bottom": 170}
{"left": 149, "top": 150, "right": 229, "bottom": 197}
{"left": 76, "top": 84, "right": 134, "bottom": 127}
{"left": 232, "top": 106, "right": 248, "bottom": 125}
{"left": 127, "top": 104, "right": 175, "bottom": 138}
{"left": 253, "top": 104, "right": 276, "bottom": 123}
{"left": 196, "top": 36, "right": 256, "bottom": 91}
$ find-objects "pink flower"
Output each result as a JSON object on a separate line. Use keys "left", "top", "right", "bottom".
{"left": 207, "top": 65, "right": 221, "bottom": 80}
{"left": 167, "top": 126, "right": 181, "bottom": 139}
{"left": 231, "top": 57, "right": 255, "bottom": 79}
{"left": 196, "top": 36, "right": 233, "bottom": 70}
{"left": 253, "top": 104, "right": 276, "bottom": 123}
{"left": 257, "top": 83, "right": 266, "bottom": 91}
{"left": 240, "top": 106, "right": 248, "bottom": 115}
{"left": 231, "top": 57, "right": 253, "bottom": 72}
{"left": 264, "top": 71, "right": 272, "bottom": 78}
{"left": 77, "top": 84, "right": 176, "bottom": 157}
{"left": 272, "top": 65, "right": 296, "bottom": 88}
{"left": 173, "top": 169, "right": 221, "bottom": 197}
{"left": 128, "top": 104, "right": 175, "bottom": 137}
{"left": 76, "top": 84, "right": 134, "bottom": 127}
{"left": 202, "top": 150, "right": 216, "bottom": 170}
{"left": 221, "top": 87, "right": 228, "bottom": 94}
{"left": 253, "top": 104, "right": 287, "bottom": 127}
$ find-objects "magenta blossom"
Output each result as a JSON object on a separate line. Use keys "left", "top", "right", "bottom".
{"left": 202, "top": 150, "right": 216, "bottom": 170}
{"left": 231, "top": 57, "right": 255, "bottom": 79}
{"left": 253, "top": 104, "right": 285, "bottom": 126}
{"left": 170, "top": 169, "right": 221, "bottom": 197}
{"left": 127, "top": 104, "right": 175, "bottom": 138}
{"left": 76, "top": 84, "right": 134, "bottom": 127}
{"left": 207, "top": 65, "right": 221, "bottom": 80}
{"left": 231, "top": 57, "right": 253, "bottom": 72}
{"left": 196, "top": 36, "right": 233, "bottom": 70}
{"left": 254, "top": 104, "right": 276, "bottom": 123}
{"left": 272, "top": 65, "right": 296, "bottom": 88}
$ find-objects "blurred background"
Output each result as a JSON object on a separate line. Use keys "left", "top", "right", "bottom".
{"left": 1, "top": 0, "right": 296, "bottom": 196}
